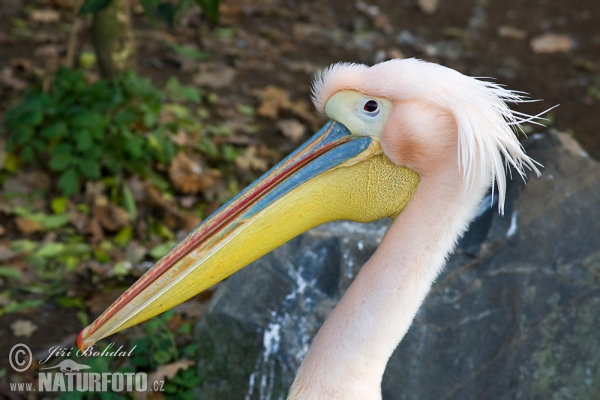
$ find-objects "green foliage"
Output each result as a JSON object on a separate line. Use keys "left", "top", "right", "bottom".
{"left": 130, "top": 310, "right": 178, "bottom": 368}
{"left": 79, "top": 0, "right": 221, "bottom": 26}
{"left": 79, "top": 0, "right": 112, "bottom": 14}
{"left": 5, "top": 69, "right": 178, "bottom": 196}
{"left": 130, "top": 310, "right": 202, "bottom": 397}
{"left": 168, "top": 43, "right": 211, "bottom": 62}
{"left": 195, "top": 0, "right": 221, "bottom": 22}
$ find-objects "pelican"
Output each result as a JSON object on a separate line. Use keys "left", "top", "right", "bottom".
{"left": 78, "top": 59, "right": 544, "bottom": 399}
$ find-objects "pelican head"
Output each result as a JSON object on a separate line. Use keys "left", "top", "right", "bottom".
{"left": 78, "top": 58, "right": 542, "bottom": 399}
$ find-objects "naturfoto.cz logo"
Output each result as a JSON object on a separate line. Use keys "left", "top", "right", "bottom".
{"left": 8, "top": 343, "right": 166, "bottom": 394}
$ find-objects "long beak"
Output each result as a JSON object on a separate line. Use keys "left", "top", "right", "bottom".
{"left": 78, "top": 121, "right": 420, "bottom": 350}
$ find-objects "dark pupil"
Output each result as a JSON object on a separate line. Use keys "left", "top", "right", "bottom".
{"left": 364, "top": 100, "right": 378, "bottom": 112}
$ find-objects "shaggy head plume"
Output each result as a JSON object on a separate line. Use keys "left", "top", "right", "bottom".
{"left": 311, "top": 58, "right": 548, "bottom": 214}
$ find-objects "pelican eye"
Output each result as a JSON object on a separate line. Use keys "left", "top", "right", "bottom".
{"left": 362, "top": 99, "right": 379, "bottom": 116}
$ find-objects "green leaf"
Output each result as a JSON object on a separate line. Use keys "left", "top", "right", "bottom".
{"left": 56, "top": 296, "right": 85, "bottom": 309}
{"left": 10, "top": 239, "right": 38, "bottom": 254}
{"left": 122, "top": 184, "right": 137, "bottom": 221}
{"left": 62, "top": 243, "right": 92, "bottom": 256}
{"left": 3, "top": 299, "right": 44, "bottom": 313}
{"left": 38, "top": 214, "right": 71, "bottom": 230}
{"left": 75, "top": 130, "right": 94, "bottom": 151}
{"left": 114, "top": 226, "right": 133, "bottom": 247}
{"left": 113, "top": 261, "right": 130, "bottom": 277}
{"left": 168, "top": 43, "right": 211, "bottom": 62}
{"left": 153, "top": 350, "right": 172, "bottom": 364}
{"left": 196, "top": 138, "right": 219, "bottom": 158}
{"left": 0, "top": 267, "right": 23, "bottom": 280}
{"left": 94, "top": 248, "right": 111, "bottom": 263}
{"left": 41, "top": 121, "right": 68, "bottom": 140}
{"left": 33, "top": 242, "right": 66, "bottom": 258}
{"left": 63, "top": 255, "right": 80, "bottom": 271}
{"left": 3, "top": 153, "right": 20, "bottom": 172}
{"left": 77, "top": 158, "right": 101, "bottom": 179}
{"left": 221, "top": 144, "right": 239, "bottom": 162}
{"left": 79, "top": 0, "right": 112, "bottom": 14}
{"left": 51, "top": 197, "right": 69, "bottom": 214}
{"left": 149, "top": 241, "right": 176, "bottom": 260}
{"left": 236, "top": 104, "right": 255, "bottom": 116}
{"left": 205, "top": 124, "right": 233, "bottom": 136}
{"left": 77, "top": 311, "right": 89, "bottom": 327}
{"left": 165, "top": 77, "right": 202, "bottom": 103}
{"left": 19, "top": 147, "right": 33, "bottom": 164}
{"left": 196, "top": 0, "right": 220, "bottom": 22}
{"left": 49, "top": 143, "right": 73, "bottom": 171}
{"left": 157, "top": 2, "right": 177, "bottom": 27}
{"left": 58, "top": 169, "right": 80, "bottom": 196}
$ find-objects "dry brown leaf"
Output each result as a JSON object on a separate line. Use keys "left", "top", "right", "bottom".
{"left": 180, "top": 212, "right": 202, "bottom": 232}
{"left": 0, "top": 139, "right": 6, "bottom": 171}
{"left": 86, "top": 290, "right": 123, "bottom": 316}
{"left": 0, "top": 31, "right": 15, "bottom": 45}
{"left": 30, "top": 9, "right": 61, "bottom": 23}
{"left": 144, "top": 184, "right": 168, "bottom": 208}
{"left": 127, "top": 176, "right": 147, "bottom": 202}
{"left": 418, "top": 0, "right": 439, "bottom": 14}
{"left": 18, "top": 169, "right": 51, "bottom": 191}
{"left": 236, "top": 146, "right": 269, "bottom": 172}
{"left": 0, "top": 68, "right": 28, "bottom": 91}
{"left": 32, "top": 31, "right": 60, "bottom": 44}
{"left": 497, "top": 26, "right": 527, "bottom": 40}
{"left": 388, "top": 47, "right": 405, "bottom": 59}
{"left": 93, "top": 202, "right": 131, "bottom": 232}
{"left": 277, "top": 119, "right": 306, "bottom": 143}
{"left": 257, "top": 85, "right": 289, "bottom": 118}
{"left": 0, "top": 198, "right": 10, "bottom": 214}
{"left": 0, "top": 245, "right": 19, "bottom": 262}
{"left": 133, "top": 389, "right": 165, "bottom": 400}
{"left": 193, "top": 64, "right": 236, "bottom": 89}
{"left": 169, "top": 152, "right": 221, "bottom": 194}
{"left": 125, "top": 241, "right": 148, "bottom": 264}
{"left": 11, "top": 320, "right": 38, "bottom": 337}
{"left": 87, "top": 217, "right": 105, "bottom": 242}
{"left": 202, "top": 182, "right": 230, "bottom": 203}
{"left": 9, "top": 58, "right": 34, "bottom": 72}
{"left": 530, "top": 33, "right": 574, "bottom": 54}
{"left": 85, "top": 181, "right": 106, "bottom": 199}
{"left": 2, "top": 176, "right": 33, "bottom": 194}
{"left": 257, "top": 86, "right": 318, "bottom": 125}
{"left": 148, "top": 360, "right": 195, "bottom": 383}
{"left": 285, "top": 60, "right": 320, "bottom": 74}
{"left": 373, "top": 15, "right": 393, "bottom": 34}
{"left": 33, "top": 44, "right": 61, "bottom": 59}
{"left": 173, "top": 299, "right": 207, "bottom": 319}
{"left": 292, "top": 24, "right": 320, "bottom": 40}
{"left": 287, "top": 99, "right": 318, "bottom": 125}
{"left": 15, "top": 217, "right": 44, "bottom": 234}
{"left": 179, "top": 196, "right": 197, "bottom": 208}
{"left": 166, "top": 313, "right": 184, "bottom": 332}
{"left": 74, "top": 211, "right": 99, "bottom": 234}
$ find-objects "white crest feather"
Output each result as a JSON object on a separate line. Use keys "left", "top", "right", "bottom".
{"left": 311, "top": 58, "right": 549, "bottom": 214}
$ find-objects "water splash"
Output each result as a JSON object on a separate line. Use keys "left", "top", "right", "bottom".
{"left": 506, "top": 211, "right": 518, "bottom": 237}
{"left": 244, "top": 263, "right": 316, "bottom": 400}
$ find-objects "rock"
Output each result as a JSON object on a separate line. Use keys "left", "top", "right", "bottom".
{"left": 194, "top": 132, "right": 600, "bottom": 399}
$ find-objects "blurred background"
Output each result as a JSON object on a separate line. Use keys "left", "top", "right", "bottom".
{"left": 0, "top": 0, "right": 598, "bottom": 398}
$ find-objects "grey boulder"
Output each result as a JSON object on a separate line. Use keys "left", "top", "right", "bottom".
{"left": 194, "top": 132, "right": 600, "bottom": 400}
